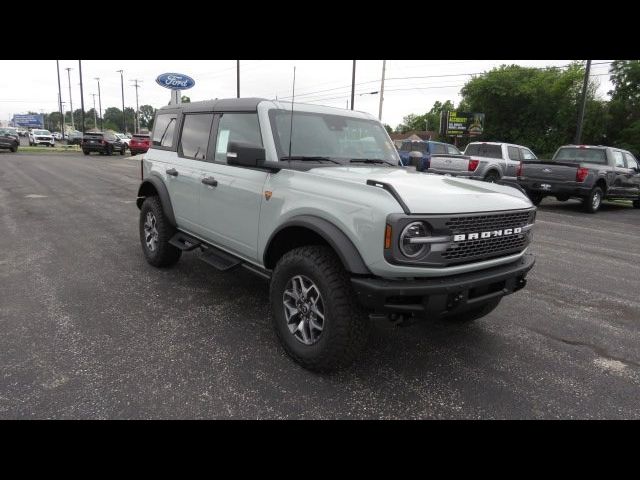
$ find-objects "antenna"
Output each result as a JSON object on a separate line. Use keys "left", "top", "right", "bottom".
{"left": 287, "top": 66, "right": 296, "bottom": 160}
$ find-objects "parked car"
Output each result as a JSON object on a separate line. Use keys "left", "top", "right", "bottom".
{"left": 115, "top": 133, "right": 130, "bottom": 148}
{"left": 0, "top": 128, "right": 20, "bottom": 152}
{"left": 66, "top": 130, "right": 84, "bottom": 145}
{"left": 135, "top": 98, "right": 536, "bottom": 371}
{"left": 16, "top": 127, "right": 28, "bottom": 137}
{"left": 429, "top": 142, "right": 538, "bottom": 183}
{"left": 3, "top": 127, "right": 21, "bottom": 145}
{"left": 52, "top": 132, "right": 63, "bottom": 140}
{"left": 29, "top": 129, "right": 55, "bottom": 147}
{"left": 129, "top": 133, "right": 150, "bottom": 155}
{"left": 517, "top": 145, "right": 640, "bottom": 213}
{"left": 397, "top": 139, "right": 465, "bottom": 171}
{"left": 82, "top": 131, "right": 127, "bottom": 156}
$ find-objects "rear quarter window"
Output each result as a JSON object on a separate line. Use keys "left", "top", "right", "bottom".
{"left": 152, "top": 113, "right": 177, "bottom": 148}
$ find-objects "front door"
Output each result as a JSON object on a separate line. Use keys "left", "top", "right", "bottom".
{"left": 197, "top": 112, "right": 268, "bottom": 262}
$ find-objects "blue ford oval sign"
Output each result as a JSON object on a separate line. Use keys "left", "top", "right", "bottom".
{"left": 156, "top": 73, "right": 195, "bottom": 90}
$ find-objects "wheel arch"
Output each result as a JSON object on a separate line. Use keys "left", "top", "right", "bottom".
{"left": 136, "top": 175, "right": 177, "bottom": 227}
{"left": 263, "top": 216, "right": 371, "bottom": 275}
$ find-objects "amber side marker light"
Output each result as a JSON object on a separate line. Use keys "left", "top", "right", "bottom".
{"left": 385, "top": 224, "right": 392, "bottom": 249}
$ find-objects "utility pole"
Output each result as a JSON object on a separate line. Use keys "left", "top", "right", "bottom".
{"left": 117, "top": 70, "right": 126, "bottom": 133}
{"left": 61, "top": 101, "right": 66, "bottom": 136}
{"left": 237, "top": 60, "right": 240, "bottom": 98}
{"left": 378, "top": 60, "right": 386, "bottom": 121}
{"left": 131, "top": 79, "right": 142, "bottom": 133}
{"left": 91, "top": 94, "right": 98, "bottom": 128}
{"left": 95, "top": 77, "right": 103, "bottom": 131}
{"left": 575, "top": 59, "right": 592, "bottom": 145}
{"left": 56, "top": 61, "right": 64, "bottom": 133}
{"left": 65, "top": 67, "right": 74, "bottom": 129}
{"left": 78, "top": 60, "right": 86, "bottom": 134}
{"left": 350, "top": 60, "right": 356, "bottom": 110}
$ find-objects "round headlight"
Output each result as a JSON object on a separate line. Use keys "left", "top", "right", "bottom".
{"left": 399, "top": 221, "right": 428, "bottom": 258}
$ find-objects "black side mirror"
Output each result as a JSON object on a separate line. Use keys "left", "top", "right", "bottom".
{"left": 226, "top": 141, "right": 266, "bottom": 167}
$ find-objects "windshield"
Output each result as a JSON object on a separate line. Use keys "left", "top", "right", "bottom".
{"left": 34, "top": 130, "right": 50, "bottom": 135}
{"left": 269, "top": 109, "right": 399, "bottom": 165}
{"left": 554, "top": 147, "right": 607, "bottom": 164}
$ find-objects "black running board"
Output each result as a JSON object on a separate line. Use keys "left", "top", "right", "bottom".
{"left": 169, "top": 232, "right": 202, "bottom": 251}
{"left": 200, "top": 246, "right": 241, "bottom": 271}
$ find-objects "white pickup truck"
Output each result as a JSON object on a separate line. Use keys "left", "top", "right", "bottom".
{"left": 429, "top": 142, "right": 538, "bottom": 183}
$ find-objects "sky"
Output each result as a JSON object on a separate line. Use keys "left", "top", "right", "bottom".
{"left": 0, "top": 60, "right": 614, "bottom": 130}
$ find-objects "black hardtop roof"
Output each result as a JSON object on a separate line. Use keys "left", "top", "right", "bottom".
{"left": 158, "top": 97, "right": 268, "bottom": 114}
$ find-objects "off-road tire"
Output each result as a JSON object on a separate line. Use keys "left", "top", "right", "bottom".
{"left": 139, "top": 196, "right": 182, "bottom": 268}
{"left": 583, "top": 186, "right": 603, "bottom": 213}
{"left": 445, "top": 298, "right": 501, "bottom": 323}
{"left": 270, "top": 245, "right": 369, "bottom": 372}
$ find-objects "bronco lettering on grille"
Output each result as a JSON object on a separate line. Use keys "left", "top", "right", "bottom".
{"left": 453, "top": 227, "right": 522, "bottom": 242}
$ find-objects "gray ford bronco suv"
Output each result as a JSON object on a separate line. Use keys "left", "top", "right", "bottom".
{"left": 136, "top": 98, "right": 536, "bottom": 372}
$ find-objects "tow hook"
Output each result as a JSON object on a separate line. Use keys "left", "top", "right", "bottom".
{"left": 446, "top": 293, "right": 464, "bottom": 309}
{"left": 515, "top": 277, "right": 527, "bottom": 291}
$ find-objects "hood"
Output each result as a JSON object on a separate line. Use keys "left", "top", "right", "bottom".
{"left": 306, "top": 166, "right": 532, "bottom": 214}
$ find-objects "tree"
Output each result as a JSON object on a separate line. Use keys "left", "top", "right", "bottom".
{"left": 459, "top": 62, "right": 599, "bottom": 156}
{"left": 383, "top": 124, "right": 393, "bottom": 135}
{"left": 139, "top": 105, "right": 156, "bottom": 130}
{"left": 181, "top": 96, "right": 191, "bottom": 103}
{"left": 606, "top": 60, "right": 640, "bottom": 155}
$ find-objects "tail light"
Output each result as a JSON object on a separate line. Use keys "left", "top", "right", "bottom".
{"left": 468, "top": 158, "right": 479, "bottom": 171}
{"left": 516, "top": 162, "right": 523, "bottom": 177}
{"left": 576, "top": 167, "right": 589, "bottom": 182}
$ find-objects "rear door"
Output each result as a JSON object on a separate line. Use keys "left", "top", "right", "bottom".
{"left": 610, "top": 149, "right": 628, "bottom": 197}
{"left": 152, "top": 111, "right": 202, "bottom": 231}
{"left": 506, "top": 145, "right": 522, "bottom": 178}
{"left": 197, "top": 111, "right": 268, "bottom": 261}
{"left": 623, "top": 152, "right": 640, "bottom": 197}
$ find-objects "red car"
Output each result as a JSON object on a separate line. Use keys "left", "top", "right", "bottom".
{"left": 129, "top": 133, "right": 151, "bottom": 155}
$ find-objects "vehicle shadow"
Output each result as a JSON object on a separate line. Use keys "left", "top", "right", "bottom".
{"left": 537, "top": 198, "right": 633, "bottom": 214}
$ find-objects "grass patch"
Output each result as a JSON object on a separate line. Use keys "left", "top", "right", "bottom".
{"left": 17, "top": 145, "right": 82, "bottom": 154}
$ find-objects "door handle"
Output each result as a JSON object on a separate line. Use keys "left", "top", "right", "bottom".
{"left": 166, "top": 168, "right": 178, "bottom": 177}
{"left": 202, "top": 176, "right": 218, "bottom": 187}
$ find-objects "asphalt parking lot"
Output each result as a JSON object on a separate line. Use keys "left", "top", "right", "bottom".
{"left": 1, "top": 151, "right": 639, "bottom": 419}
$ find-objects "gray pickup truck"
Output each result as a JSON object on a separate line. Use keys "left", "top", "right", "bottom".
{"left": 517, "top": 145, "right": 640, "bottom": 213}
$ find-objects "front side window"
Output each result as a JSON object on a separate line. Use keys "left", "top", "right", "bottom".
{"left": 624, "top": 153, "right": 638, "bottom": 170}
{"left": 152, "top": 113, "right": 177, "bottom": 148}
{"left": 446, "top": 145, "right": 461, "bottom": 155}
{"left": 214, "top": 113, "right": 262, "bottom": 164}
{"left": 269, "top": 109, "right": 398, "bottom": 165}
{"left": 520, "top": 148, "right": 537, "bottom": 160}
{"left": 180, "top": 113, "right": 213, "bottom": 160}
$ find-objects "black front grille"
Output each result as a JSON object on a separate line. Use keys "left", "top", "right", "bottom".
{"left": 443, "top": 235, "right": 527, "bottom": 260}
{"left": 445, "top": 210, "right": 534, "bottom": 234}
{"left": 442, "top": 210, "right": 534, "bottom": 263}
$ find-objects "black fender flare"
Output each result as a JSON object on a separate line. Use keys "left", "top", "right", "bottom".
{"left": 264, "top": 215, "right": 371, "bottom": 275}
{"left": 136, "top": 175, "right": 177, "bottom": 227}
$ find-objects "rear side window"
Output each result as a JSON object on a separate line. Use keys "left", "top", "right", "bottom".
{"left": 152, "top": 113, "right": 177, "bottom": 148}
{"left": 613, "top": 151, "right": 626, "bottom": 167}
{"left": 179, "top": 113, "right": 213, "bottom": 160}
{"left": 508, "top": 146, "right": 521, "bottom": 161}
{"left": 465, "top": 143, "right": 503, "bottom": 159}
{"left": 431, "top": 143, "right": 447, "bottom": 154}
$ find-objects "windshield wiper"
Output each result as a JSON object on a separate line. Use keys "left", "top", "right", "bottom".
{"left": 349, "top": 158, "right": 394, "bottom": 166}
{"left": 280, "top": 155, "right": 342, "bottom": 164}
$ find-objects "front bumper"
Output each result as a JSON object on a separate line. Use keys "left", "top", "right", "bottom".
{"left": 351, "top": 253, "right": 534, "bottom": 317}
